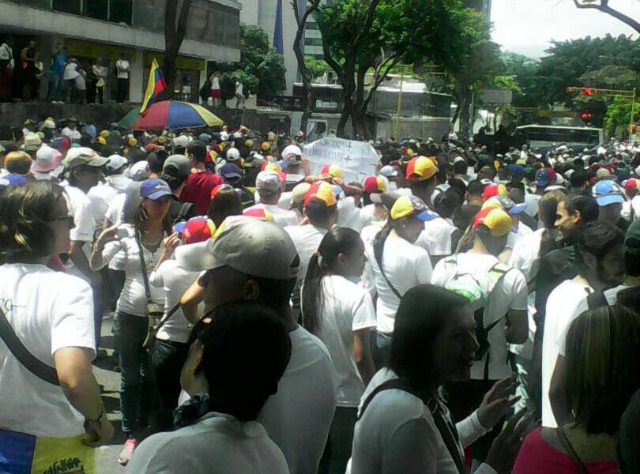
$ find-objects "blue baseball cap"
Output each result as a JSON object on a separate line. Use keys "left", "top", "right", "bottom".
{"left": 592, "top": 180, "right": 624, "bottom": 207}
{"left": 220, "top": 163, "right": 243, "bottom": 180}
{"left": 140, "top": 178, "right": 172, "bottom": 200}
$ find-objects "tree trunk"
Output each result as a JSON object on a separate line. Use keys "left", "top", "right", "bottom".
{"left": 163, "top": 55, "right": 178, "bottom": 100}
{"left": 301, "top": 87, "right": 314, "bottom": 136}
{"left": 162, "top": 0, "right": 192, "bottom": 100}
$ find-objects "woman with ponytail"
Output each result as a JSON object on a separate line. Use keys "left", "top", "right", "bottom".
{"left": 301, "top": 226, "right": 377, "bottom": 474}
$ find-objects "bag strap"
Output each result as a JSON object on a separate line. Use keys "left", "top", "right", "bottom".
{"left": 143, "top": 301, "right": 183, "bottom": 350}
{"left": 556, "top": 426, "right": 589, "bottom": 474}
{"left": 373, "top": 234, "right": 402, "bottom": 300}
{"left": 0, "top": 307, "right": 60, "bottom": 386}
{"left": 359, "top": 378, "right": 465, "bottom": 474}
{"left": 135, "top": 230, "right": 153, "bottom": 305}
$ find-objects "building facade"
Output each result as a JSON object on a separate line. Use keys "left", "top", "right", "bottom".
{"left": 1, "top": 0, "right": 241, "bottom": 102}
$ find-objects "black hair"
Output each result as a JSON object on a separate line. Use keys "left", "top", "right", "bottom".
{"left": 434, "top": 189, "right": 462, "bottom": 220}
{"left": 252, "top": 275, "right": 298, "bottom": 313}
{"left": 625, "top": 236, "right": 640, "bottom": 277}
{"left": 574, "top": 222, "right": 624, "bottom": 273}
{"left": 129, "top": 148, "right": 146, "bottom": 164}
{"left": 447, "top": 178, "right": 467, "bottom": 198}
{"left": 199, "top": 301, "right": 291, "bottom": 421}
{"left": 160, "top": 165, "right": 188, "bottom": 192}
{"left": 147, "top": 152, "right": 163, "bottom": 175}
{"left": 466, "top": 179, "right": 486, "bottom": 197}
{"left": 187, "top": 140, "right": 207, "bottom": 163}
{"left": 453, "top": 160, "right": 467, "bottom": 175}
{"left": 566, "top": 191, "right": 599, "bottom": 225}
{"left": 207, "top": 187, "right": 242, "bottom": 227}
{"left": 388, "top": 285, "right": 469, "bottom": 388}
{"left": 305, "top": 202, "right": 336, "bottom": 227}
{"left": 408, "top": 178, "right": 435, "bottom": 197}
{"left": 570, "top": 169, "right": 587, "bottom": 189}
{"left": 301, "top": 227, "right": 363, "bottom": 334}
{"left": 0, "top": 181, "right": 65, "bottom": 264}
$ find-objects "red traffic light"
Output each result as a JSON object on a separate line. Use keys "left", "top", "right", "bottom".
{"left": 583, "top": 88, "right": 592, "bottom": 96}
{"left": 581, "top": 112, "right": 592, "bottom": 119}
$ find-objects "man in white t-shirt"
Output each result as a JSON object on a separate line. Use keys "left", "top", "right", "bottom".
{"left": 126, "top": 301, "right": 292, "bottom": 474}
{"left": 245, "top": 170, "right": 299, "bottom": 227}
{"left": 285, "top": 182, "right": 338, "bottom": 316}
{"left": 542, "top": 222, "right": 625, "bottom": 428}
{"left": 116, "top": 52, "right": 130, "bottom": 103}
{"left": 404, "top": 156, "right": 453, "bottom": 265}
{"left": 364, "top": 194, "right": 434, "bottom": 367}
{"left": 62, "top": 147, "right": 109, "bottom": 343}
{"left": 176, "top": 217, "right": 336, "bottom": 474}
{"left": 431, "top": 206, "right": 528, "bottom": 463}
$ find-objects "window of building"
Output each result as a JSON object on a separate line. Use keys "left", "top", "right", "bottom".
{"left": 53, "top": 0, "right": 81, "bottom": 14}
{"left": 110, "top": 0, "right": 133, "bottom": 24}
{"left": 85, "top": 0, "right": 108, "bottom": 21}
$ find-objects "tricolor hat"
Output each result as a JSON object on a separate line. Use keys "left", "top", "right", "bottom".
{"left": 389, "top": 195, "right": 437, "bottom": 221}
{"left": 535, "top": 167, "right": 556, "bottom": 187}
{"left": 291, "top": 182, "right": 312, "bottom": 204}
{"left": 482, "top": 183, "right": 508, "bottom": 202}
{"left": 482, "top": 196, "right": 526, "bottom": 216}
{"left": 321, "top": 164, "right": 343, "bottom": 179}
{"left": 304, "top": 182, "right": 337, "bottom": 207}
{"left": 363, "top": 175, "right": 388, "bottom": 203}
{"left": 174, "top": 217, "right": 216, "bottom": 244}
{"left": 406, "top": 156, "right": 438, "bottom": 182}
{"left": 472, "top": 207, "right": 512, "bottom": 237}
{"left": 243, "top": 206, "right": 275, "bottom": 222}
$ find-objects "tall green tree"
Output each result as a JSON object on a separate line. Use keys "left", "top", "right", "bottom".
{"left": 211, "top": 24, "right": 287, "bottom": 106}
{"left": 317, "top": 0, "right": 469, "bottom": 138}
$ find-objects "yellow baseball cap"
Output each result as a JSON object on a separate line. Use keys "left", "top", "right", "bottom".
{"left": 406, "top": 156, "right": 438, "bottom": 182}
{"left": 304, "top": 182, "right": 337, "bottom": 207}
{"left": 389, "top": 195, "right": 437, "bottom": 221}
{"left": 472, "top": 207, "right": 512, "bottom": 237}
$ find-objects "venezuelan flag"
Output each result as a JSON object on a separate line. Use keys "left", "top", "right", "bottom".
{"left": 140, "top": 59, "right": 167, "bottom": 115}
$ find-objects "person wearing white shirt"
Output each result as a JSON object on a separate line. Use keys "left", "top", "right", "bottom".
{"left": 301, "top": 228, "right": 377, "bottom": 473}
{"left": 247, "top": 170, "right": 300, "bottom": 227}
{"left": 431, "top": 206, "right": 528, "bottom": 464}
{"left": 62, "top": 58, "right": 79, "bottom": 102}
{"left": 365, "top": 195, "right": 434, "bottom": 367}
{"left": 148, "top": 218, "right": 215, "bottom": 431}
{"left": 176, "top": 217, "right": 337, "bottom": 474}
{"left": 404, "top": 156, "right": 453, "bottom": 266}
{"left": 90, "top": 178, "right": 178, "bottom": 465}
{"left": 543, "top": 222, "right": 625, "bottom": 429}
{"left": 0, "top": 182, "right": 113, "bottom": 471}
{"left": 116, "top": 53, "right": 130, "bottom": 103}
{"left": 126, "top": 302, "right": 292, "bottom": 474}
{"left": 349, "top": 284, "right": 532, "bottom": 474}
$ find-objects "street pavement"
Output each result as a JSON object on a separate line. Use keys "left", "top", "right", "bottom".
{"left": 94, "top": 315, "right": 127, "bottom": 474}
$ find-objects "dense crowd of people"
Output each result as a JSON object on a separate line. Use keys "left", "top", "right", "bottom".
{"left": 1, "top": 114, "right": 640, "bottom": 474}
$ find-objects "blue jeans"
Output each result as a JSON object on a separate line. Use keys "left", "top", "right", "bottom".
{"left": 115, "top": 311, "right": 156, "bottom": 436}
{"left": 49, "top": 73, "right": 62, "bottom": 101}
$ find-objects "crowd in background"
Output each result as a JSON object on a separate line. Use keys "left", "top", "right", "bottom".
{"left": 1, "top": 114, "right": 640, "bottom": 473}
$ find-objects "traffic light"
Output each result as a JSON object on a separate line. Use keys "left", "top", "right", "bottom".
{"left": 581, "top": 112, "right": 592, "bottom": 119}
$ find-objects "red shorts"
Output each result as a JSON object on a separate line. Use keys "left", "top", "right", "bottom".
{"left": 210, "top": 89, "right": 221, "bottom": 99}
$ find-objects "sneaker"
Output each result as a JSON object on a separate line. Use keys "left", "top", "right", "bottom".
{"left": 118, "top": 438, "right": 137, "bottom": 466}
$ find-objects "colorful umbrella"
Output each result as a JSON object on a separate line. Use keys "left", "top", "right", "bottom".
{"left": 117, "top": 107, "right": 141, "bottom": 129}
{"left": 131, "top": 101, "right": 223, "bottom": 130}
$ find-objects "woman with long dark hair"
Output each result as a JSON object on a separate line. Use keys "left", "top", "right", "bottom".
{"left": 301, "top": 227, "right": 376, "bottom": 474}
{"left": 0, "top": 181, "right": 113, "bottom": 472}
{"left": 350, "top": 284, "right": 532, "bottom": 474}
{"left": 90, "top": 178, "right": 179, "bottom": 465}
{"left": 515, "top": 305, "right": 640, "bottom": 473}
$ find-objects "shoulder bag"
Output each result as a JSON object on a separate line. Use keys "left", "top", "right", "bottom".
{"left": 556, "top": 426, "right": 589, "bottom": 474}
{"left": 0, "top": 307, "right": 60, "bottom": 385}
{"left": 135, "top": 231, "right": 165, "bottom": 347}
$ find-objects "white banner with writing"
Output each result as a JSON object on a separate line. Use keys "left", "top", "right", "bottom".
{"left": 302, "top": 137, "right": 380, "bottom": 183}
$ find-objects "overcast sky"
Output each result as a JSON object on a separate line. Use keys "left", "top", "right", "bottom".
{"left": 491, "top": 0, "right": 640, "bottom": 58}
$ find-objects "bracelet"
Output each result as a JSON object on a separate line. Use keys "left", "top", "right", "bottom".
{"left": 86, "top": 406, "right": 105, "bottom": 423}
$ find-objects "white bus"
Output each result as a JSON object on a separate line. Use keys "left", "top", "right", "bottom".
{"left": 515, "top": 125, "right": 604, "bottom": 151}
